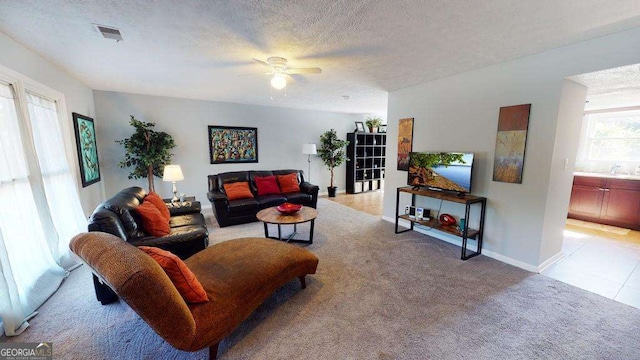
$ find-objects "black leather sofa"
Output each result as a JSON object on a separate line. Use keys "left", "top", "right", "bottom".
{"left": 208, "top": 170, "right": 319, "bottom": 227}
{"left": 87, "top": 186, "right": 209, "bottom": 304}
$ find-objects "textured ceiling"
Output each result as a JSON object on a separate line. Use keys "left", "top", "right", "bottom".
{"left": 1, "top": 0, "right": 640, "bottom": 115}
{"left": 569, "top": 63, "right": 640, "bottom": 111}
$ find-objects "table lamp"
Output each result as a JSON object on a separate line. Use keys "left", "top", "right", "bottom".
{"left": 162, "top": 164, "right": 184, "bottom": 202}
{"left": 302, "top": 143, "right": 317, "bottom": 182}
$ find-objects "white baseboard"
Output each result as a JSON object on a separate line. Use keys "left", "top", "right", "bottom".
{"left": 382, "top": 216, "right": 541, "bottom": 272}
{"left": 536, "top": 251, "right": 563, "bottom": 273}
{"left": 481, "top": 249, "right": 538, "bottom": 272}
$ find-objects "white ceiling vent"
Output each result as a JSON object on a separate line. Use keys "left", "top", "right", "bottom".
{"left": 95, "top": 25, "right": 123, "bottom": 41}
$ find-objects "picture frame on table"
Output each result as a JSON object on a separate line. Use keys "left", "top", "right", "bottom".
{"left": 355, "top": 121, "right": 365, "bottom": 132}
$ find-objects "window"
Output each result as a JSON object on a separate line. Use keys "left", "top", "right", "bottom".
{"left": 578, "top": 109, "right": 640, "bottom": 164}
{"left": 0, "top": 67, "right": 86, "bottom": 336}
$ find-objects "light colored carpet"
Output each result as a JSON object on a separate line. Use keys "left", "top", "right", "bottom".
{"left": 5, "top": 199, "right": 640, "bottom": 359}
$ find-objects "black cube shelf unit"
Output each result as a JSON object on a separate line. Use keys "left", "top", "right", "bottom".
{"left": 346, "top": 132, "right": 387, "bottom": 194}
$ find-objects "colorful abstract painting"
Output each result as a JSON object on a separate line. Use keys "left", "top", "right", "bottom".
{"left": 492, "top": 104, "right": 531, "bottom": 184}
{"left": 397, "top": 118, "right": 414, "bottom": 171}
{"left": 72, "top": 113, "right": 101, "bottom": 187}
{"left": 208, "top": 126, "right": 258, "bottom": 164}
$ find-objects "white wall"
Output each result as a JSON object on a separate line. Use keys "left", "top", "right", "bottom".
{"left": 0, "top": 32, "right": 102, "bottom": 216}
{"left": 539, "top": 80, "right": 588, "bottom": 266}
{"left": 383, "top": 27, "right": 640, "bottom": 269}
{"left": 93, "top": 91, "right": 360, "bottom": 204}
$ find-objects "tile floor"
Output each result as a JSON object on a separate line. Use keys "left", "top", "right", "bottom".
{"left": 543, "top": 219, "right": 640, "bottom": 310}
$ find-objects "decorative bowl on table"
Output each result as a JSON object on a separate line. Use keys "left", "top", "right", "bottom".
{"left": 276, "top": 202, "right": 302, "bottom": 215}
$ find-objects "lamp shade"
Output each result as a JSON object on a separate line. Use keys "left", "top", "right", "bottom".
{"left": 302, "top": 143, "right": 317, "bottom": 155}
{"left": 162, "top": 165, "right": 184, "bottom": 182}
{"left": 270, "top": 74, "right": 286, "bottom": 90}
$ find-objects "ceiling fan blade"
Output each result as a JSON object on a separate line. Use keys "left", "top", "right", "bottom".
{"left": 287, "top": 67, "right": 322, "bottom": 74}
{"left": 237, "top": 72, "right": 271, "bottom": 77}
{"left": 252, "top": 58, "right": 270, "bottom": 67}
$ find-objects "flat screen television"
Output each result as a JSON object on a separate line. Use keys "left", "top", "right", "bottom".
{"left": 407, "top": 152, "right": 474, "bottom": 194}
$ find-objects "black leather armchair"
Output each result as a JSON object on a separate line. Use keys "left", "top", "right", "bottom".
{"left": 87, "top": 186, "right": 209, "bottom": 304}
{"left": 207, "top": 170, "right": 319, "bottom": 227}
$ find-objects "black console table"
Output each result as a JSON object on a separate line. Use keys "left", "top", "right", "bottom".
{"left": 394, "top": 186, "right": 486, "bottom": 260}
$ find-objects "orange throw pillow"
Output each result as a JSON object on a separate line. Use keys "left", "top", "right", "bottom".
{"left": 223, "top": 181, "right": 254, "bottom": 200}
{"left": 277, "top": 173, "right": 301, "bottom": 193}
{"left": 134, "top": 201, "right": 170, "bottom": 236}
{"left": 138, "top": 246, "right": 209, "bottom": 304}
{"left": 145, "top": 191, "right": 170, "bottom": 222}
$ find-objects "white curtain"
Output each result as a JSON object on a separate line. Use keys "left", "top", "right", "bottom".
{"left": 26, "top": 92, "right": 86, "bottom": 268}
{"left": 0, "top": 83, "right": 84, "bottom": 336}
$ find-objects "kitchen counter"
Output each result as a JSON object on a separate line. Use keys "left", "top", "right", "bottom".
{"left": 573, "top": 171, "right": 640, "bottom": 181}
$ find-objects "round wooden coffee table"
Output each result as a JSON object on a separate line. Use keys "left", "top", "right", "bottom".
{"left": 256, "top": 206, "right": 318, "bottom": 244}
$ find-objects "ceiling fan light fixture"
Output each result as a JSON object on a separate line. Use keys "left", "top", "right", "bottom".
{"left": 270, "top": 74, "right": 286, "bottom": 90}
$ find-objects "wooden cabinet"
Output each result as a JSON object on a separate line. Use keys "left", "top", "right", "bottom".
{"left": 346, "top": 132, "right": 386, "bottom": 194}
{"left": 569, "top": 177, "right": 605, "bottom": 218}
{"left": 568, "top": 175, "right": 640, "bottom": 230}
{"left": 600, "top": 179, "right": 640, "bottom": 226}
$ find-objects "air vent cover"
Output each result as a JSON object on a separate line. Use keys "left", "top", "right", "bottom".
{"left": 95, "top": 25, "right": 123, "bottom": 41}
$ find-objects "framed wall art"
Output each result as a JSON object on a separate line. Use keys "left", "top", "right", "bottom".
{"left": 492, "top": 104, "right": 531, "bottom": 184}
{"left": 72, "top": 112, "right": 101, "bottom": 187}
{"left": 208, "top": 125, "right": 258, "bottom": 164}
{"left": 397, "top": 118, "right": 414, "bottom": 171}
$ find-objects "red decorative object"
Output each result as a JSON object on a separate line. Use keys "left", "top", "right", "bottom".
{"left": 276, "top": 202, "right": 302, "bottom": 215}
{"left": 439, "top": 213, "right": 457, "bottom": 226}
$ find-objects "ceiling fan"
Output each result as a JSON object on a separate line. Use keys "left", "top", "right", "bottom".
{"left": 252, "top": 56, "right": 322, "bottom": 89}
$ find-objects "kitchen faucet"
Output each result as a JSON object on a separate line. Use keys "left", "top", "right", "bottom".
{"left": 610, "top": 163, "right": 621, "bottom": 175}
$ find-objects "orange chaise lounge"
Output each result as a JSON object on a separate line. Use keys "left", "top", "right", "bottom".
{"left": 70, "top": 231, "right": 319, "bottom": 359}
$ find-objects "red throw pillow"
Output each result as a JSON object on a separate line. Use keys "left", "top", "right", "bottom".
{"left": 254, "top": 175, "right": 281, "bottom": 196}
{"left": 134, "top": 201, "right": 170, "bottom": 237}
{"left": 138, "top": 246, "right": 209, "bottom": 304}
{"left": 145, "top": 191, "right": 170, "bottom": 222}
{"left": 277, "top": 173, "right": 301, "bottom": 193}
{"left": 223, "top": 181, "right": 254, "bottom": 200}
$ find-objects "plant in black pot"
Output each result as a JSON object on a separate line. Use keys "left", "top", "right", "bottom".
{"left": 318, "top": 129, "right": 349, "bottom": 197}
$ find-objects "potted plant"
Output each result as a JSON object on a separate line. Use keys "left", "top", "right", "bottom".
{"left": 116, "top": 115, "right": 176, "bottom": 192}
{"left": 317, "top": 129, "right": 349, "bottom": 197}
{"left": 365, "top": 116, "right": 383, "bottom": 133}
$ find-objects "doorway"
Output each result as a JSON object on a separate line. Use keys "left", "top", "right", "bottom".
{"left": 542, "top": 64, "right": 640, "bottom": 309}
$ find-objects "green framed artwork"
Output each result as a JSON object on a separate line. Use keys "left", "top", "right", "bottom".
{"left": 72, "top": 112, "right": 101, "bottom": 187}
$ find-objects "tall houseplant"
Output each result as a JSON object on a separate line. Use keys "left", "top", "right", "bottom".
{"left": 116, "top": 116, "right": 176, "bottom": 192}
{"left": 317, "top": 129, "right": 349, "bottom": 197}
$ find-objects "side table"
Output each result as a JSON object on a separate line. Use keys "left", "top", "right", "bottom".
{"left": 164, "top": 196, "right": 201, "bottom": 216}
